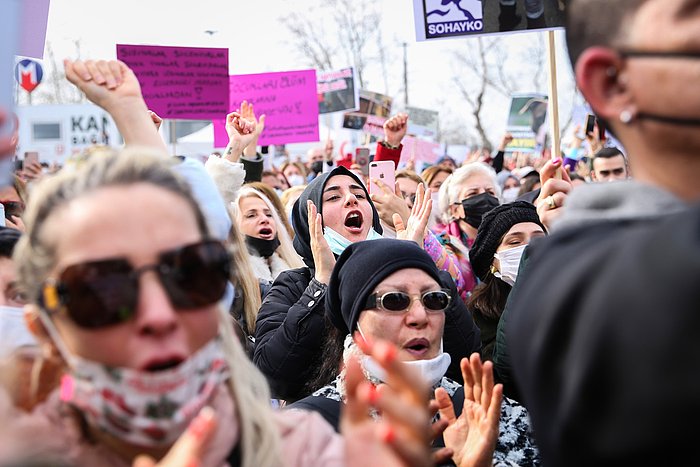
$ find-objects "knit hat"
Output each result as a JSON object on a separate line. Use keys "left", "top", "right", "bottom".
{"left": 291, "top": 166, "right": 382, "bottom": 268}
{"left": 326, "top": 238, "right": 446, "bottom": 335}
{"left": 469, "top": 201, "right": 546, "bottom": 281}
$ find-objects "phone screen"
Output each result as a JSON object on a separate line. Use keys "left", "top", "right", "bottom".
{"left": 585, "top": 114, "right": 596, "bottom": 135}
{"left": 355, "top": 148, "right": 370, "bottom": 176}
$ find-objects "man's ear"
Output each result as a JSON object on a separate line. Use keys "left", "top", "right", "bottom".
{"left": 576, "top": 47, "right": 636, "bottom": 124}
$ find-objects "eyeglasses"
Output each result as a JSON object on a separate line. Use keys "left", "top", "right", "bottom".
{"left": 365, "top": 290, "right": 451, "bottom": 313}
{"left": 39, "top": 240, "right": 231, "bottom": 329}
{"left": 1, "top": 201, "right": 25, "bottom": 220}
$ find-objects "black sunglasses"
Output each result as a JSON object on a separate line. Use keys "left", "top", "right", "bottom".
{"left": 365, "top": 289, "right": 451, "bottom": 313}
{"left": 39, "top": 240, "right": 231, "bottom": 329}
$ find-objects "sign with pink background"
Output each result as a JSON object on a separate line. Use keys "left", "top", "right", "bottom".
{"left": 116, "top": 44, "right": 229, "bottom": 120}
{"left": 214, "top": 69, "right": 319, "bottom": 147}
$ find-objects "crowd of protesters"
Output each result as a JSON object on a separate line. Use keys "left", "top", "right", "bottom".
{"left": 0, "top": 0, "right": 698, "bottom": 465}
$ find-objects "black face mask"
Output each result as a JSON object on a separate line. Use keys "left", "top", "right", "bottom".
{"left": 245, "top": 235, "right": 281, "bottom": 258}
{"left": 460, "top": 193, "right": 499, "bottom": 229}
{"left": 310, "top": 160, "right": 324, "bottom": 175}
{"left": 619, "top": 50, "right": 700, "bottom": 126}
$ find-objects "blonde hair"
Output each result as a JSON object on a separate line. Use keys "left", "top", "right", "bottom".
{"left": 280, "top": 185, "right": 306, "bottom": 217}
{"left": 235, "top": 186, "right": 304, "bottom": 273}
{"left": 13, "top": 148, "right": 281, "bottom": 467}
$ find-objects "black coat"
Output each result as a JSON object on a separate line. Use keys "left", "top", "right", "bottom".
{"left": 254, "top": 265, "right": 481, "bottom": 401}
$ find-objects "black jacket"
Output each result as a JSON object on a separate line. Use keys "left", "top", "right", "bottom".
{"left": 507, "top": 205, "right": 700, "bottom": 466}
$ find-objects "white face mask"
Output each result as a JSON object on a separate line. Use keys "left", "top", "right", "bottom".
{"left": 40, "top": 314, "right": 229, "bottom": 447}
{"left": 502, "top": 187, "right": 520, "bottom": 204}
{"left": 0, "top": 305, "right": 36, "bottom": 358}
{"left": 356, "top": 326, "right": 451, "bottom": 387}
{"left": 287, "top": 174, "right": 305, "bottom": 187}
{"left": 323, "top": 226, "right": 382, "bottom": 256}
{"left": 493, "top": 244, "right": 527, "bottom": 286}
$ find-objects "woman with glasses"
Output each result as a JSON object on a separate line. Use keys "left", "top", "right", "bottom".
{"left": 0, "top": 59, "right": 439, "bottom": 467}
{"left": 291, "top": 239, "right": 540, "bottom": 466}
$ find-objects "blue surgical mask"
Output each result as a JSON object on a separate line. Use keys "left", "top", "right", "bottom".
{"left": 323, "top": 226, "right": 382, "bottom": 256}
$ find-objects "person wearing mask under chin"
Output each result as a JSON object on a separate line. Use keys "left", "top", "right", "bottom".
{"left": 467, "top": 202, "right": 546, "bottom": 363}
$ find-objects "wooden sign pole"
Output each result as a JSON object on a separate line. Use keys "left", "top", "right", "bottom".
{"left": 546, "top": 30, "right": 561, "bottom": 161}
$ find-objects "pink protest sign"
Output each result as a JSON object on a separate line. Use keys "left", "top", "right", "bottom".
{"left": 400, "top": 136, "right": 441, "bottom": 165}
{"left": 19, "top": 0, "right": 50, "bottom": 59}
{"left": 116, "top": 44, "right": 229, "bottom": 120}
{"left": 213, "top": 69, "right": 319, "bottom": 147}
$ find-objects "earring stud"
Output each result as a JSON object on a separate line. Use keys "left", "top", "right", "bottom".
{"left": 620, "top": 110, "right": 634, "bottom": 124}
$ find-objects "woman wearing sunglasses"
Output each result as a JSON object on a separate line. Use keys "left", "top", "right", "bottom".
{"left": 292, "top": 238, "right": 540, "bottom": 466}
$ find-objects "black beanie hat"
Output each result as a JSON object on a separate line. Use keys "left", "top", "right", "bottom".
{"left": 326, "top": 238, "right": 446, "bottom": 335}
{"left": 291, "top": 166, "right": 382, "bottom": 268}
{"left": 469, "top": 201, "right": 546, "bottom": 281}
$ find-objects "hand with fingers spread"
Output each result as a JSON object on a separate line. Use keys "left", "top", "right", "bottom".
{"left": 343, "top": 335, "right": 433, "bottom": 467}
{"left": 240, "top": 101, "right": 266, "bottom": 158}
{"left": 132, "top": 406, "right": 217, "bottom": 467}
{"left": 434, "top": 354, "right": 502, "bottom": 467}
{"left": 223, "top": 102, "right": 258, "bottom": 162}
{"left": 394, "top": 183, "right": 431, "bottom": 246}
{"left": 370, "top": 179, "right": 410, "bottom": 228}
{"left": 383, "top": 113, "right": 409, "bottom": 148}
{"left": 307, "top": 200, "right": 336, "bottom": 285}
{"left": 534, "top": 158, "right": 573, "bottom": 230}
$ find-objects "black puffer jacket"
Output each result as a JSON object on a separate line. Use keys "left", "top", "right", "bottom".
{"left": 254, "top": 167, "right": 481, "bottom": 401}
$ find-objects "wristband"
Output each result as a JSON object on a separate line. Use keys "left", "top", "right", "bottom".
{"left": 381, "top": 141, "right": 400, "bottom": 150}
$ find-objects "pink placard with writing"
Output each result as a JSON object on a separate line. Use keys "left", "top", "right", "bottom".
{"left": 213, "top": 69, "right": 319, "bottom": 147}
{"left": 116, "top": 44, "right": 229, "bottom": 120}
{"left": 19, "top": 0, "right": 50, "bottom": 59}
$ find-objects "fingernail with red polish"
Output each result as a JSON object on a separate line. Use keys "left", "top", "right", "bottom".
{"left": 368, "top": 384, "right": 379, "bottom": 405}
{"left": 189, "top": 407, "right": 213, "bottom": 440}
{"left": 381, "top": 426, "right": 396, "bottom": 444}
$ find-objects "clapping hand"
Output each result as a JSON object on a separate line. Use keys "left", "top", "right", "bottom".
{"left": 394, "top": 183, "right": 431, "bottom": 247}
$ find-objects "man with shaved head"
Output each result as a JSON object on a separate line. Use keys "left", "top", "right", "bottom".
{"left": 496, "top": 1, "right": 700, "bottom": 465}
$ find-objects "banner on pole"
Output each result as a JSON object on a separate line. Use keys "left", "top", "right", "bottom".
{"left": 505, "top": 94, "right": 548, "bottom": 153}
{"left": 342, "top": 90, "right": 392, "bottom": 135}
{"left": 317, "top": 67, "right": 358, "bottom": 114}
{"left": 213, "top": 69, "right": 320, "bottom": 147}
{"left": 116, "top": 44, "right": 229, "bottom": 120}
{"left": 413, "top": 0, "right": 566, "bottom": 41}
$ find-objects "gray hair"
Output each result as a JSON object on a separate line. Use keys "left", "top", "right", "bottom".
{"left": 438, "top": 162, "right": 501, "bottom": 223}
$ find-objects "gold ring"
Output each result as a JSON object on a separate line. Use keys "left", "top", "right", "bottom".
{"left": 546, "top": 195, "right": 556, "bottom": 209}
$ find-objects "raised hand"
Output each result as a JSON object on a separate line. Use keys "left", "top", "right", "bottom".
{"left": 370, "top": 179, "right": 410, "bottom": 228}
{"left": 223, "top": 104, "right": 257, "bottom": 162}
{"left": 343, "top": 335, "right": 433, "bottom": 467}
{"left": 535, "top": 158, "right": 573, "bottom": 230}
{"left": 434, "top": 354, "right": 502, "bottom": 467}
{"left": 64, "top": 59, "right": 142, "bottom": 110}
{"left": 307, "top": 200, "right": 336, "bottom": 285}
{"left": 241, "top": 101, "right": 266, "bottom": 158}
{"left": 383, "top": 113, "right": 409, "bottom": 148}
{"left": 394, "top": 183, "right": 431, "bottom": 246}
{"left": 132, "top": 407, "right": 217, "bottom": 467}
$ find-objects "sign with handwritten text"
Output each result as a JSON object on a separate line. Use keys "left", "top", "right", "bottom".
{"left": 213, "top": 69, "right": 319, "bottom": 147}
{"left": 116, "top": 44, "right": 229, "bottom": 120}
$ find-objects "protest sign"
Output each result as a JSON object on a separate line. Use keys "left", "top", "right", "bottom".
{"left": 317, "top": 67, "right": 358, "bottom": 114}
{"left": 19, "top": 0, "right": 50, "bottom": 59}
{"left": 406, "top": 106, "right": 439, "bottom": 140}
{"left": 400, "top": 136, "right": 441, "bottom": 165}
{"left": 413, "top": 0, "right": 566, "bottom": 41}
{"left": 505, "top": 94, "right": 548, "bottom": 153}
{"left": 213, "top": 69, "right": 319, "bottom": 147}
{"left": 116, "top": 44, "right": 229, "bottom": 120}
{"left": 342, "top": 90, "right": 392, "bottom": 133}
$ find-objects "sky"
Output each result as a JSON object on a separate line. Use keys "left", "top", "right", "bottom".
{"left": 37, "top": 0, "right": 577, "bottom": 147}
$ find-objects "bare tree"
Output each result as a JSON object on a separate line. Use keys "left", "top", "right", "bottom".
{"left": 281, "top": 0, "right": 391, "bottom": 90}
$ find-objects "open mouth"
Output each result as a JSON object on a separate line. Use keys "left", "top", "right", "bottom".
{"left": 143, "top": 357, "right": 185, "bottom": 372}
{"left": 404, "top": 338, "right": 430, "bottom": 357}
{"left": 258, "top": 227, "right": 274, "bottom": 239}
{"left": 344, "top": 210, "right": 364, "bottom": 232}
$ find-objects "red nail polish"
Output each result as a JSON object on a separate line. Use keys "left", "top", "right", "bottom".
{"left": 382, "top": 345, "right": 397, "bottom": 363}
{"left": 368, "top": 384, "right": 379, "bottom": 405}
{"left": 382, "top": 426, "right": 396, "bottom": 444}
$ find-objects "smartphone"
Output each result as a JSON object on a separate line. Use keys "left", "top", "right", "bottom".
{"left": 596, "top": 118, "right": 607, "bottom": 141}
{"left": 585, "top": 114, "right": 596, "bottom": 135}
{"left": 24, "top": 151, "right": 39, "bottom": 166}
{"left": 369, "top": 160, "right": 395, "bottom": 195}
{"left": 355, "top": 148, "right": 370, "bottom": 176}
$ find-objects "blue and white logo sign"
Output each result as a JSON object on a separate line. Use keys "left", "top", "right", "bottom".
{"left": 423, "top": 0, "right": 484, "bottom": 38}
